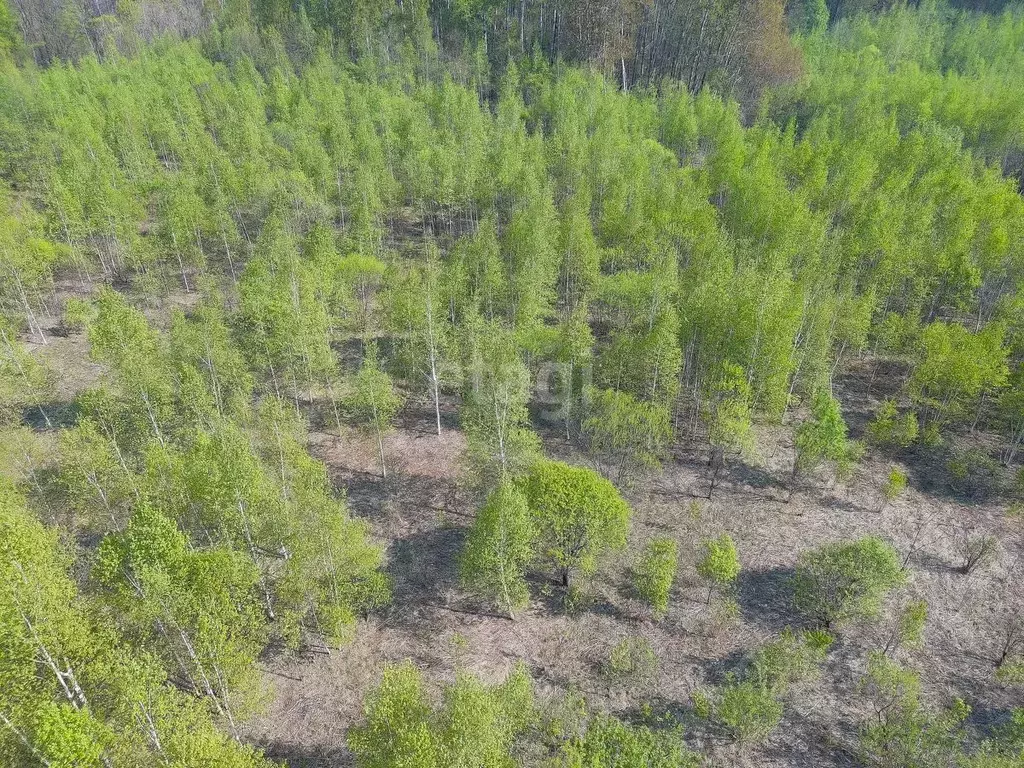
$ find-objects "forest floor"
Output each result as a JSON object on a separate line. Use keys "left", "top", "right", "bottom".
{"left": 236, "top": 358, "right": 1023, "bottom": 768}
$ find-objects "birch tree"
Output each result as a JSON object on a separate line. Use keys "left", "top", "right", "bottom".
{"left": 348, "top": 346, "right": 404, "bottom": 479}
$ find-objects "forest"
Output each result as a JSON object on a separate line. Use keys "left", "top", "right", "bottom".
{"left": 1, "top": 0, "right": 1024, "bottom": 765}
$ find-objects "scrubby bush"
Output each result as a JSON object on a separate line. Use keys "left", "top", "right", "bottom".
{"left": 555, "top": 712, "right": 700, "bottom": 767}
{"left": 793, "top": 537, "right": 906, "bottom": 628}
{"left": 948, "top": 445, "right": 1001, "bottom": 498}
{"left": 633, "top": 537, "right": 678, "bottom": 619}
{"left": 697, "top": 533, "right": 740, "bottom": 605}
{"left": 604, "top": 636, "right": 657, "bottom": 684}
{"left": 882, "top": 600, "right": 928, "bottom": 656}
{"left": 880, "top": 468, "right": 908, "bottom": 511}
{"left": 867, "top": 400, "right": 919, "bottom": 448}
{"left": 716, "top": 678, "right": 784, "bottom": 744}
{"left": 749, "top": 628, "right": 834, "bottom": 693}
{"left": 349, "top": 661, "right": 535, "bottom": 768}
{"left": 858, "top": 653, "right": 968, "bottom": 768}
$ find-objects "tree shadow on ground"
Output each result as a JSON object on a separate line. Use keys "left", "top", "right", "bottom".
{"left": 725, "top": 460, "right": 790, "bottom": 502}
{"left": 699, "top": 646, "right": 750, "bottom": 686}
{"left": 257, "top": 741, "right": 351, "bottom": 768}
{"left": 383, "top": 524, "right": 467, "bottom": 634}
{"left": 759, "top": 713, "right": 861, "bottom": 768}
{"left": 21, "top": 399, "right": 80, "bottom": 430}
{"left": 735, "top": 566, "right": 799, "bottom": 633}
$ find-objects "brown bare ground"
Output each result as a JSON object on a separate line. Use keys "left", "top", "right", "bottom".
{"left": 20, "top": 311, "right": 1018, "bottom": 767}
{"left": 239, "top": 368, "right": 1024, "bottom": 768}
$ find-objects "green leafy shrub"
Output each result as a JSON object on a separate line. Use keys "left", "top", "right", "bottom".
{"left": 858, "top": 653, "right": 968, "bottom": 768}
{"left": 633, "top": 537, "right": 678, "bottom": 619}
{"left": 697, "top": 533, "right": 740, "bottom": 604}
{"left": 604, "top": 636, "right": 657, "bottom": 684}
{"left": 793, "top": 391, "right": 859, "bottom": 491}
{"left": 459, "top": 481, "right": 536, "bottom": 618}
{"left": 749, "top": 628, "right": 834, "bottom": 693}
{"left": 882, "top": 600, "right": 928, "bottom": 656}
{"left": 555, "top": 713, "right": 700, "bottom": 767}
{"left": 792, "top": 537, "right": 906, "bottom": 628}
{"left": 881, "top": 468, "right": 908, "bottom": 510}
{"left": 716, "top": 677, "right": 784, "bottom": 744}
{"left": 866, "top": 400, "right": 919, "bottom": 448}
{"left": 518, "top": 459, "right": 631, "bottom": 589}
{"left": 349, "top": 661, "right": 535, "bottom": 768}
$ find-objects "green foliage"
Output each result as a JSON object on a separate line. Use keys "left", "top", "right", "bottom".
{"left": 554, "top": 713, "right": 699, "bottom": 768}
{"left": 604, "top": 636, "right": 658, "bottom": 684}
{"left": 348, "top": 345, "right": 404, "bottom": 478}
{"left": 797, "top": 0, "right": 829, "bottom": 34}
{"left": 908, "top": 322, "right": 1009, "bottom": 431}
{"left": 793, "top": 390, "right": 858, "bottom": 486}
{"left": 349, "top": 661, "right": 439, "bottom": 768}
{"left": 867, "top": 400, "right": 919, "bottom": 449}
{"left": 748, "top": 628, "right": 834, "bottom": 694}
{"left": 697, "top": 533, "right": 741, "bottom": 595}
{"left": 0, "top": 318, "right": 54, "bottom": 427}
{"left": 707, "top": 362, "right": 756, "bottom": 458}
{"left": 947, "top": 445, "right": 1001, "bottom": 498}
{"left": 633, "top": 537, "right": 679, "bottom": 619}
{"left": 584, "top": 388, "right": 672, "bottom": 481}
{"left": 461, "top": 322, "right": 540, "bottom": 483}
{"left": 349, "top": 661, "right": 534, "bottom": 768}
{"left": 883, "top": 600, "right": 928, "bottom": 656}
{"left": 708, "top": 628, "right": 832, "bottom": 745}
{"left": 0, "top": 482, "right": 271, "bottom": 767}
{"left": 881, "top": 467, "right": 908, "bottom": 509}
{"left": 94, "top": 503, "right": 266, "bottom": 714}
{"left": 459, "top": 481, "right": 536, "bottom": 617}
{"left": 4, "top": 7, "right": 1024, "bottom": 763}
{"left": 716, "top": 677, "right": 784, "bottom": 744}
{"left": 518, "top": 459, "right": 631, "bottom": 588}
{"left": 793, "top": 537, "right": 906, "bottom": 628}
{"left": 858, "top": 652, "right": 969, "bottom": 768}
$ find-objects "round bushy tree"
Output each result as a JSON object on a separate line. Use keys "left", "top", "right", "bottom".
{"left": 518, "top": 459, "right": 631, "bottom": 589}
{"left": 793, "top": 537, "right": 906, "bottom": 628}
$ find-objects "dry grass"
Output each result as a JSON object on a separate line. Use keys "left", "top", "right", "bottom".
{"left": 20, "top": 304, "right": 1019, "bottom": 767}
{"left": 240, "top": 369, "right": 1024, "bottom": 768}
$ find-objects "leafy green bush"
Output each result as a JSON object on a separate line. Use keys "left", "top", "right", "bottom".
{"left": 866, "top": 400, "right": 919, "bottom": 448}
{"left": 792, "top": 537, "right": 906, "bottom": 628}
{"left": 881, "top": 468, "right": 908, "bottom": 509}
{"left": 518, "top": 459, "right": 631, "bottom": 589}
{"left": 459, "top": 481, "right": 535, "bottom": 618}
{"left": 858, "top": 653, "right": 968, "bottom": 768}
{"left": 716, "top": 677, "right": 784, "bottom": 744}
{"left": 633, "top": 537, "right": 678, "bottom": 619}
{"left": 555, "top": 713, "right": 700, "bottom": 767}
{"left": 604, "top": 636, "right": 657, "bottom": 684}
{"left": 697, "top": 533, "right": 740, "bottom": 604}
{"left": 349, "top": 661, "right": 535, "bottom": 768}
{"left": 749, "top": 628, "right": 834, "bottom": 694}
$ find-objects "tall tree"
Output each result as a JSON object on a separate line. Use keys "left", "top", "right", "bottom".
{"left": 348, "top": 345, "right": 404, "bottom": 479}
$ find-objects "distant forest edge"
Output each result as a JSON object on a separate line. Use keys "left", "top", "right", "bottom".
{"left": 0, "top": 0, "right": 1021, "bottom": 103}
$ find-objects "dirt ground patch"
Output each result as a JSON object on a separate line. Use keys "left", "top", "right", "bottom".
{"left": 240, "top": 372, "right": 1024, "bottom": 767}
